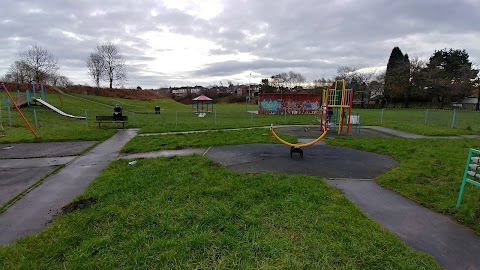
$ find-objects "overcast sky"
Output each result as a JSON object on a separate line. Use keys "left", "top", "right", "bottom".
{"left": 0, "top": 0, "right": 479, "bottom": 88}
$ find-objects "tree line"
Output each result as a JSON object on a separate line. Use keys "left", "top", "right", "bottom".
{"left": 1, "top": 43, "right": 127, "bottom": 89}
{"left": 258, "top": 47, "right": 479, "bottom": 109}
{"left": 384, "top": 47, "right": 478, "bottom": 108}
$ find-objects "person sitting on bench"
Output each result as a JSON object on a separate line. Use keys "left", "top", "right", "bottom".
{"left": 113, "top": 104, "right": 123, "bottom": 121}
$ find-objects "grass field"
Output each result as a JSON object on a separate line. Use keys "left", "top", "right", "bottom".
{"left": 121, "top": 128, "right": 296, "bottom": 153}
{"left": 0, "top": 156, "right": 440, "bottom": 269}
{"left": 2, "top": 92, "right": 480, "bottom": 140}
{"left": 1, "top": 92, "right": 479, "bottom": 268}
{"left": 351, "top": 108, "right": 480, "bottom": 136}
{"left": 120, "top": 128, "right": 480, "bottom": 235}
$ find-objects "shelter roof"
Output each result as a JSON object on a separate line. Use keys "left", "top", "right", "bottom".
{"left": 192, "top": 94, "right": 213, "bottom": 101}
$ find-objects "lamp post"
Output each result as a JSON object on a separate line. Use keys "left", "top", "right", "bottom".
{"left": 246, "top": 73, "right": 251, "bottom": 112}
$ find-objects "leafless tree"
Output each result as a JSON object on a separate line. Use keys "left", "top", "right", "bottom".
{"left": 335, "top": 66, "right": 357, "bottom": 82}
{"left": 47, "top": 73, "right": 73, "bottom": 87}
{"left": 270, "top": 71, "right": 305, "bottom": 92}
{"left": 336, "top": 66, "right": 378, "bottom": 84}
{"left": 95, "top": 42, "right": 126, "bottom": 88}
{"left": 409, "top": 56, "right": 428, "bottom": 99}
{"left": 86, "top": 52, "right": 105, "bottom": 88}
{"left": 19, "top": 45, "right": 59, "bottom": 83}
{"left": 288, "top": 71, "right": 306, "bottom": 90}
{"left": 4, "top": 61, "right": 33, "bottom": 83}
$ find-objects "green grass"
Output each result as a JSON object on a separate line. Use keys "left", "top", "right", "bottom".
{"left": 327, "top": 137, "right": 480, "bottom": 234}
{"left": 121, "top": 128, "right": 296, "bottom": 153}
{"left": 0, "top": 156, "right": 440, "bottom": 269}
{"left": 352, "top": 109, "right": 480, "bottom": 136}
{"left": 2, "top": 91, "right": 479, "bottom": 141}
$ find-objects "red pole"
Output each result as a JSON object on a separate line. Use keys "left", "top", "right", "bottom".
{"left": 1, "top": 83, "right": 39, "bottom": 139}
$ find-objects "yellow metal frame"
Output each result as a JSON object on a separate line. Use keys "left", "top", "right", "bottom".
{"left": 321, "top": 80, "right": 353, "bottom": 135}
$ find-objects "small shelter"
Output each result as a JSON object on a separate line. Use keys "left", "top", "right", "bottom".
{"left": 192, "top": 94, "right": 213, "bottom": 114}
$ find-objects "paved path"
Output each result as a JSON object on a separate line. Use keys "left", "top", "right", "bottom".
{"left": 366, "top": 126, "right": 480, "bottom": 139}
{"left": 0, "top": 157, "right": 77, "bottom": 206}
{"left": 118, "top": 148, "right": 207, "bottom": 160}
{"left": 325, "top": 179, "right": 480, "bottom": 270}
{"left": 0, "top": 141, "right": 97, "bottom": 159}
{"left": 0, "top": 129, "right": 137, "bottom": 245}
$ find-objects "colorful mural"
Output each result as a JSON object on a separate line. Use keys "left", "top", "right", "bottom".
{"left": 258, "top": 93, "right": 321, "bottom": 114}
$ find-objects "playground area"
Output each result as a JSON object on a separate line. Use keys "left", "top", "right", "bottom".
{"left": 1, "top": 128, "right": 480, "bottom": 268}
{"left": 1, "top": 81, "right": 480, "bottom": 268}
{"left": 0, "top": 125, "right": 392, "bottom": 214}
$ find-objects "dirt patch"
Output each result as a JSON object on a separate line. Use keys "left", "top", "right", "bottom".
{"left": 210, "top": 162, "right": 222, "bottom": 167}
{"left": 334, "top": 187, "right": 345, "bottom": 194}
{"left": 61, "top": 197, "right": 97, "bottom": 214}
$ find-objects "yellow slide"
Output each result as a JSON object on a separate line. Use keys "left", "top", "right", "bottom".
{"left": 269, "top": 124, "right": 328, "bottom": 148}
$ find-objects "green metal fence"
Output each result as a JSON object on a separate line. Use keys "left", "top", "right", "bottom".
{"left": 456, "top": 148, "right": 480, "bottom": 208}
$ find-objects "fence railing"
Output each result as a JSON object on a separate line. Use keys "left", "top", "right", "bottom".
{"left": 353, "top": 102, "right": 478, "bottom": 110}
{"left": 456, "top": 149, "right": 480, "bottom": 207}
{"left": 2, "top": 107, "right": 480, "bottom": 134}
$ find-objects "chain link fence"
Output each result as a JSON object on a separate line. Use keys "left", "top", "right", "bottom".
{"left": 2, "top": 105, "right": 480, "bottom": 134}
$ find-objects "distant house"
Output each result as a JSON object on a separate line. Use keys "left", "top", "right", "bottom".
{"left": 171, "top": 86, "right": 206, "bottom": 97}
{"left": 461, "top": 97, "right": 478, "bottom": 104}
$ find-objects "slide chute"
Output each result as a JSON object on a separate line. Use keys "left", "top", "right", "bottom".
{"left": 34, "top": 98, "right": 86, "bottom": 119}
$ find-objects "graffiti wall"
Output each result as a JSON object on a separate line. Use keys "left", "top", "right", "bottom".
{"left": 258, "top": 93, "right": 321, "bottom": 114}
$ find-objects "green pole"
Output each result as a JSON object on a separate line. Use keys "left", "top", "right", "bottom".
{"left": 457, "top": 149, "right": 474, "bottom": 207}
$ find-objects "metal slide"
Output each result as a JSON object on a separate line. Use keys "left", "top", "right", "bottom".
{"left": 34, "top": 98, "right": 86, "bottom": 119}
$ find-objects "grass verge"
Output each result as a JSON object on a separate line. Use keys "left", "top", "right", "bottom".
{"left": 121, "top": 128, "right": 296, "bottom": 153}
{"left": 0, "top": 156, "right": 440, "bottom": 269}
{"left": 326, "top": 136, "right": 480, "bottom": 234}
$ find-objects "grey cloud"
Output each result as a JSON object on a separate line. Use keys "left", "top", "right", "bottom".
{"left": 194, "top": 59, "right": 335, "bottom": 77}
{"left": 0, "top": 0, "right": 479, "bottom": 88}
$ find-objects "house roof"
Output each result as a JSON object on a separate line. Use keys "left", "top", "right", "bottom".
{"left": 192, "top": 94, "right": 213, "bottom": 101}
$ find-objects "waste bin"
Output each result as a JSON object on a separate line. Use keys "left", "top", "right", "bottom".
{"left": 155, "top": 106, "right": 160, "bottom": 114}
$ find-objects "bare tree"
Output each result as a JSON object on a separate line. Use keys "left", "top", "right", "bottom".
{"left": 5, "top": 60, "right": 33, "bottom": 83}
{"left": 409, "top": 56, "right": 429, "bottom": 100}
{"left": 270, "top": 71, "right": 305, "bottom": 92}
{"left": 288, "top": 71, "right": 306, "bottom": 90}
{"left": 336, "top": 66, "right": 378, "bottom": 84}
{"left": 86, "top": 52, "right": 104, "bottom": 88}
{"left": 19, "top": 45, "right": 59, "bottom": 83}
{"left": 47, "top": 73, "right": 73, "bottom": 87}
{"left": 95, "top": 42, "right": 126, "bottom": 88}
{"left": 335, "top": 66, "right": 357, "bottom": 82}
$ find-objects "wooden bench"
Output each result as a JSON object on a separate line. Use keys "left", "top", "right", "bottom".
{"left": 95, "top": 116, "right": 128, "bottom": 129}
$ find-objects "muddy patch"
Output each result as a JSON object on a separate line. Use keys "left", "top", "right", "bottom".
{"left": 61, "top": 197, "right": 97, "bottom": 214}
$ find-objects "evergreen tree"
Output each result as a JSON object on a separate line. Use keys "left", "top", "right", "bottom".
{"left": 401, "top": 54, "right": 411, "bottom": 106}
{"left": 384, "top": 47, "right": 410, "bottom": 104}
